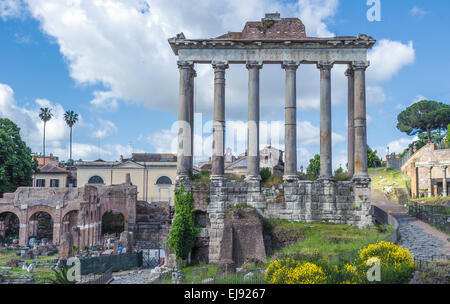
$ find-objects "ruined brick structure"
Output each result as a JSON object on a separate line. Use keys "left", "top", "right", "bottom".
{"left": 0, "top": 174, "right": 171, "bottom": 250}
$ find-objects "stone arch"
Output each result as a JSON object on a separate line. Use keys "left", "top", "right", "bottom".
{"left": 100, "top": 210, "right": 125, "bottom": 237}
{"left": 28, "top": 210, "right": 54, "bottom": 244}
{"left": 62, "top": 210, "right": 79, "bottom": 234}
{"left": 0, "top": 211, "right": 20, "bottom": 243}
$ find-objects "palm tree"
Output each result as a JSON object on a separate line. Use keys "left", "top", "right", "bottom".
{"left": 39, "top": 108, "right": 53, "bottom": 165}
{"left": 64, "top": 110, "right": 79, "bottom": 163}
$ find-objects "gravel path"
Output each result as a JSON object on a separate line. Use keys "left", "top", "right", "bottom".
{"left": 110, "top": 268, "right": 154, "bottom": 284}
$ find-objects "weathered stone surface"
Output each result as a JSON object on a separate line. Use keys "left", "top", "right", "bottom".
{"left": 58, "top": 232, "right": 73, "bottom": 260}
{"left": 217, "top": 208, "right": 266, "bottom": 269}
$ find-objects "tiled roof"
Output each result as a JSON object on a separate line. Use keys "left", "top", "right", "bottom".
{"left": 128, "top": 153, "right": 177, "bottom": 163}
{"left": 37, "top": 164, "right": 69, "bottom": 174}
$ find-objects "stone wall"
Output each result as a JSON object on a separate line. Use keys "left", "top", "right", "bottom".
{"left": 206, "top": 178, "right": 372, "bottom": 263}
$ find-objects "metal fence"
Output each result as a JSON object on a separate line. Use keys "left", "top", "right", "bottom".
{"left": 79, "top": 267, "right": 113, "bottom": 284}
{"left": 408, "top": 202, "right": 450, "bottom": 234}
{"left": 413, "top": 254, "right": 450, "bottom": 268}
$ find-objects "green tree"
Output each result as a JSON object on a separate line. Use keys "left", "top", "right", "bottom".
{"left": 63, "top": 110, "right": 79, "bottom": 164}
{"left": 399, "top": 131, "right": 445, "bottom": 157}
{"left": 397, "top": 100, "right": 450, "bottom": 143}
{"left": 306, "top": 154, "right": 321, "bottom": 177}
{"left": 168, "top": 185, "right": 200, "bottom": 264}
{"left": 260, "top": 168, "right": 272, "bottom": 184}
{"left": 0, "top": 118, "right": 38, "bottom": 197}
{"left": 447, "top": 124, "right": 450, "bottom": 144}
{"left": 367, "top": 146, "right": 382, "bottom": 168}
{"left": 39, "top": 107, "right": 53, "bottom": 164}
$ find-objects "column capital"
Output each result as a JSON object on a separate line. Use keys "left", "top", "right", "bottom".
{"left": 177, "top": 60, "right": 194, "bottom": 69}
{"left": 316, "top": 61, "right": 334, "bottom": 70}
{"left": 191, "top": 68, "right": 197, "bottom": 78}
{"left": 212, "top": 61, "right": 229, "bottom": 70}
{"left": 282, "top": 61, "right": 299, "bottom": 70}
{"left": 246, "top": 61, "right": 263, "bottom": 70}
{"left": 345, "top": 67, "right": 354, "bottom": 77}
{"left": 352, "top": 61, "right": 370, "bottom": 71}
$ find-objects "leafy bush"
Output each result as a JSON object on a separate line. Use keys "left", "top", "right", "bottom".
{"left": 265, "top": 257, "right": 327, "bottom": 284}
{"left": 168, "top": 185, "right": 201, "bottom": 260}
{"left": 260, "top": 168, "right": 272, "bottom": 184}
{"left": 265, "top": 241, "right": 415, "bottom": 284}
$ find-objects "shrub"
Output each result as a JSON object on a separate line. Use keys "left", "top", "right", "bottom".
{"left": 352, "top": 241, "right": 415, "bottom": 284}
{"left": 265, "top": 257, "right": 327, "bottom": 284}
{"left": 260, "top": 168, "right": 272, "bottom": 184}
{"left": 168, "top": 185, "right": 201, "bottom": 260}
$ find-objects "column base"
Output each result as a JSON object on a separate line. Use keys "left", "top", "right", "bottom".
{"left": 283, "top": 175, "right": 299, "bottom": 183}
{"left": 210, "top": 175, "right": 227, "bottom": 182}
{"left": 318, "top": 175, "right": 334, "bottom": 182}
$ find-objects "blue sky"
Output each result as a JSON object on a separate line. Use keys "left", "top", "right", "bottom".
{"left": 0, "top": 0, "right": 449, "bottom": 170}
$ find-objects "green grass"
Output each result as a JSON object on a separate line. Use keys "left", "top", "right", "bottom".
{"left": 410, "top": 196, "right": 450, "bottom": 206}
{"left": 0, "top": 250, "right": 58, "bottom": 284}
{"left": 267, "top": 220, "right": 394, "bottom": 259}
{"left": 161, "top": 263, "right": 218, "bottom": 284}
{"left": 369, "top": 167, "right": 411, "bottom": 191}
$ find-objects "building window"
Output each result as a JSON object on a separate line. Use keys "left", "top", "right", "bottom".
{"left": 50, "top": 179, "right": 59, "bottom": 188}
{"left": 36, "top": 179, "right": 45, "bottom": 187}
{"left": 156, "top": 176, "right": 172, "bottom": 185}
{"left": 88, "top": 175, "right": 105, "bottom": 184}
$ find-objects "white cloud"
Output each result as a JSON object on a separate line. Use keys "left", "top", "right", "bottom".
{"left": 367, "top": 40, "right": 415, "bottom": 83}
{"left": 374, "top": 136, "right": 419, "bottom": 157}
{"left": 410, "top": 6, "right": 427, "bottom": 17}
{"left": 411, "top": 94, "right": 427, "bottom": 104}
{"left": 0, "top": 0, "right": 25, "bottom": 20}
{"left": 21, "top": 0, "right": 343, "bottom": 118}
{"left": 92, "top": 119, "right": 118, "bottom": 139}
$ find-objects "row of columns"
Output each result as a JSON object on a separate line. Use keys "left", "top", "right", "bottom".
{"left": 177, "top": 60, "right": 370, "bottom": 182}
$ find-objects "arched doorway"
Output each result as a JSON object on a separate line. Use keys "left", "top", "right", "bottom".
{"left": 155, "top": 176, "right": 172, "bottom": 203}
{"left": 101, "top": 211, "right": 124, "bottom": 237}
{"left": 29, "top": 212, "right": 54, "bottom": 243}
{"left": 0, "top": 212, "right": 20, "bottom": 243}
{"left": 62, "top": 210, "right": 79, "bottom": 234}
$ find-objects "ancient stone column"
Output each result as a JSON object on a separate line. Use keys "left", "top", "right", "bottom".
{"left": 246, "top": 61, "right": 263, "bottom": 180}
{"left": 176, "top": 61, "right": 193, "bottom": 181}
{"left": 188, "top": 68, "right": 197, "bottom": 169}
{"left": 353, "top": 61, "right": 370, "bottom": 179}
{"left": 317, "top": 62, "right": 333, "bottom": 180}
{"left": 442, "top": 166, "right": 447, "bottom": 197}
{"left": 345, "top": 67, "right": 355, "bottom": 177}
{"left": 283, "top": 61, "right": 299, "bottom": 181}
{"left": 211, "top": 62, "right": 229, "bottom": 177}
{"left": 428, "top": 166, "right": 433, "bottom": 198}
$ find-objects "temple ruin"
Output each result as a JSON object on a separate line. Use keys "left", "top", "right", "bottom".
{"left": 169, "top": 13, "right": 376, "bottom": 263}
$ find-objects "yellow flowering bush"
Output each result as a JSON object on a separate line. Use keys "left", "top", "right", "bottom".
{"left": 356, "top": 241, "right": 414, "bottom": 268}
{"left": 265, "top": 258, "right": 326, "bottom": 284}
